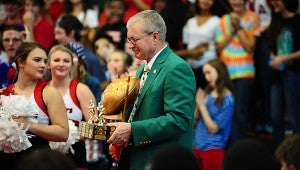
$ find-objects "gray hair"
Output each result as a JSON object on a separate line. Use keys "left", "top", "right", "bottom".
{"left": 127, "top": 10, "right": 167, "bottom": 41}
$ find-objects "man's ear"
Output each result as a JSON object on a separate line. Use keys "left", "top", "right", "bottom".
{"left": 69, "top": 30, "right": 75, "bottom": 40}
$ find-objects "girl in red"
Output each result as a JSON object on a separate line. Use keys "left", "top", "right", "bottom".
{"left": 0, "top": 42, "right": 69, "bottom": 170}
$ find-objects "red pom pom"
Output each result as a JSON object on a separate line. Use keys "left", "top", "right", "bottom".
{"left": 109, "top": 144, "right": 123, "bottom": 160}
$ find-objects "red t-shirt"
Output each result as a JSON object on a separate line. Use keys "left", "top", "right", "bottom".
{"left": 33, "top": 15, "right": 55, "bottom": 50}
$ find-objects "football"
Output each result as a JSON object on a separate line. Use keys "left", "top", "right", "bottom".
{"left": 101, "top": 76, "right": 140, "bottom": 116}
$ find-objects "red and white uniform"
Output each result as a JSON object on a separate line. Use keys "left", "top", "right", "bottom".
{"left": 63, "top": 81, "right": 83, "bottom": 123}
{"left": 29, "top": 94, "right": 49, "bottom": 125}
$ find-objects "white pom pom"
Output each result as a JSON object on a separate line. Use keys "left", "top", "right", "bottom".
{"left": 0, "top": 95, "right": 38, "bottom": 153}
{"left": 49, "top": 120, "right": 80, "bottom": 153}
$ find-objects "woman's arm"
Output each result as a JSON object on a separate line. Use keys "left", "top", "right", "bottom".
{"left": 216, "top": 33, "right": 233, "bottom": 55}
{"left": 236, "top": 29, "right": 256, "bottom": 53}
{"left": 28, "top": 86, "right": 69, "bottom": 142}
{"left": 271, "top": 50, "right": 300, "bottom": 69}
{"left": 76, "top": 82, "right": 96, "bottom": 121}
{"left": 175, "top": 43, "right": 209, "bottom": 59}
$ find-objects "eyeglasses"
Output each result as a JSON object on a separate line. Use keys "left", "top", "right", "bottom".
{"left": 126, "top": 31, "right": 154, "bottom": 45}
{"left": 2, "top": 38, "right": 22, "bottom": 44}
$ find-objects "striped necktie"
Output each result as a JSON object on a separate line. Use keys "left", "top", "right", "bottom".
{"left": 128, "top": 64, "right": 150, "bottom": 122}
{"left": 140, "top": 64, "right": 149, "bottom": 87}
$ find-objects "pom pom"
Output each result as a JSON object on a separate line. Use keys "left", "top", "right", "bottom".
{"left": 49, "top": 120, "right": 80, "bottom": 153}
{"left": 109, "top": 144, "right": 123, "bottom": 160}
{"left": 0, "top": 95, "right": 38, "bottom": 153}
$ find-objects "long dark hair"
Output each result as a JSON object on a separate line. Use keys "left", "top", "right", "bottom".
{"left": 264, "top": 0, "right": 299, "bottom": 53}
{"left": 204, "top": 58, "right": 235, "bottom": 106}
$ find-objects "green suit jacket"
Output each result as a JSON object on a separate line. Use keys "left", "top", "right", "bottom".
{"left": 124, "top": 46, "right": 196, "bottom": 170}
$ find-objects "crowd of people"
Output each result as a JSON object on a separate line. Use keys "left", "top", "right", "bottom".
{"left": 0, "top": 0, "right": 300, "bottom": 170}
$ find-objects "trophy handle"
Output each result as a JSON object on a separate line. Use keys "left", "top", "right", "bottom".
{"left": 122, "top": 76, "right": 131, "bottom": 122}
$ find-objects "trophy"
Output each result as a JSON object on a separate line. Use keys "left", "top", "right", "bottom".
{"left": 78, "top": 76, "right": 140, "bottom": 140}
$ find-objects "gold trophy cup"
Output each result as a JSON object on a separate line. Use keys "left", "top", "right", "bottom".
{"left": 79, "top": 76, "right": 140, "bottom": 140}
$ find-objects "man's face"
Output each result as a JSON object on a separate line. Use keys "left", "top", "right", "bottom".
{"left": 54, "top": 27, "right": 70, "bottom": 45}
{"left": 2, "top": 30, "right": 23, "bottom": 61}
{"left": 126, "top": 24, "right": 154, "bottom": 62}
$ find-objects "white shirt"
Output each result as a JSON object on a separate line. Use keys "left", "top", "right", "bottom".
{"left": 77, "top": 9, "right": 99, "bottom": 28}
{"left": 183, "top": 16, "right": 219, "bottom": 69}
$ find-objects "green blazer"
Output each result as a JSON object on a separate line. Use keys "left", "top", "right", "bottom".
{"left": 125, "top": 46, "right": 196, "bottom": 170}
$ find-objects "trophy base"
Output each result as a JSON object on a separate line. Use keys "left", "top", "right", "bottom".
{"left": 78, "top": 122, "right": 116, "bottom": 140}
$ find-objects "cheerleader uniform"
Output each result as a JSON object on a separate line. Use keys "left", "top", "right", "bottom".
{"left": 63, "top": 80, "right": 88, "bottom": 169}
{"left": 0, "top": 80, "right": 50, "bottom": 170}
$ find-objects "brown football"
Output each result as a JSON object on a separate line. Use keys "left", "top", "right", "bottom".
{"left": 101, "top": 76, "right": 140, "bottom": 115}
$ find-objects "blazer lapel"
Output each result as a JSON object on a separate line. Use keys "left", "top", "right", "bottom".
{"left": 136, "top": 46, "right": 172, "bottom": 107}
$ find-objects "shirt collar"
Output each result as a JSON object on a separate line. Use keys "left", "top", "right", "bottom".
{"left": 147, "top": 45, "right": 167, "bottom": 70}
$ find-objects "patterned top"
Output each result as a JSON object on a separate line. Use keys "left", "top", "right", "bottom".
{"left": 194, "top": 94, "right": 235, "bottom": 150}
{"left": 216, "top": 11, "right": 260, "bottom": 79}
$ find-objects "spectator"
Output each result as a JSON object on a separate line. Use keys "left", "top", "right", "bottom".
{"left": 65, "top": 42, "right": 101, "bottom": 102}
{"left": 0, "top": 25, "right": 27, "bottom": 88}
{"left": 0, "top": 2, "right": 7, "bottom": 25}
{"left": 123, "top": 0, "right": 152, "bottom": 22}
{"left": 264, "top": 0, "right": 300, "bottom": 151}
{"left": 106, "top": 49, "right": 133, "bottom": 81}
{"left": 17, "top": 149, "right": 76, "bottom": 170}
{"left": 222, "top": 139, "right": 275, "bottom": 170}
{"left": 1, "top": 0, "right": 23, "bottom": 27}
{"left": 246, "top": 0, "right": 273, "bottom": 134}
{"left": 275, "top": 134, "right": 300, "bottom": 170}
{"left": 152, "top": 0, "right": 189, "bottom": 51}
{"left": 194, "top": 58, "right": 235, "bottom": 170}
{"left": 144, "top": 145, "right": 199, "bottom": 170}
{"left": 23, "top": 0, "right": 55, "bottom": 50}
{"left": 63, "top": 0, "right": 99, "bottom": 46}
{"left": 43, "top": 0, "right": 63, "bottom": 25}
{"left": 97, "top": 0, "right": 127, "bottom": 50}
{"left": 54, "top": 14, "right": 106, "bottom": 83}
{"left": 176, "top": 0, "right": 229, "bottom": 89}
{"left": 93, "top": 33, "right": 116, "bottom": 75}
{"left": 216, "top": 0, "right": 260, "bottom": 141}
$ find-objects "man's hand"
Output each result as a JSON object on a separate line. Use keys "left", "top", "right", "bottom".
{"left": 107, "top": 122, "right": 132, "bottom": 145}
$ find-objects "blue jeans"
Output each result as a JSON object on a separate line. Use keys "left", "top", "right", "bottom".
{"left": 283, "top": 70, "right": 300, "bottom": 133}
{"left": 231, "top": 78, "right": 254, "bottom": 142}
{"left": 270, "top": 70, "right": 285, "bottom": 149}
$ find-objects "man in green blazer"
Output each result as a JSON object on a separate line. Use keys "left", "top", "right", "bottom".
{"left": 108, "top": 10, "right": 196, "bottom": 170}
